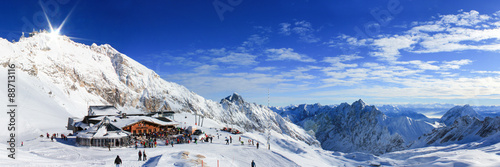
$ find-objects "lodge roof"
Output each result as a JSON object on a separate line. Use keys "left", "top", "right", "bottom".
{"left": 76, "top": 117, "right": 130, "bottom": 139}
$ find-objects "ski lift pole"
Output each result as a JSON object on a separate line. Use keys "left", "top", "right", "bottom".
{"left": 201, "top": 115, "right": 204, "bottom": 127}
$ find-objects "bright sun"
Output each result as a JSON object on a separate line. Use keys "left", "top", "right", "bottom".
{"left": 40, "top": 0, "right": 75, "bottom": 38}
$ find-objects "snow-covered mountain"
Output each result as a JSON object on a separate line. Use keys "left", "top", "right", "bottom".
{"left": 413, "top": 105, "right": 499, "bottom": 147}
{"left": 220, "top": 93, "right": 319, "bottom": 146}
{"left": 441, "top": 105, "right": 484, "bottom": 126}
{"left": 272, "top": 100, "right": 438, "bottom": 154}
{"left": 0, "top": 32, "right": 315, "bottom": 145}
{"left": 272, "top": 103, "right": 334, "bottom": 123}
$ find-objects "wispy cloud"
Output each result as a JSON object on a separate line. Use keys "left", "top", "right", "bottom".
{"left": 322, "top": 54, "right": 363, "bottom": 71}
{"left": 253, "top": 67, "right": 277, "bottom": 71}
{"left": 212, "top": 52, "right": 258, "bottom": 66}
{"left": 279, "top": 20, "right": 320, "bottom": 43}
{"left": 265, "top": 48, "right": 316, "bottom": 62}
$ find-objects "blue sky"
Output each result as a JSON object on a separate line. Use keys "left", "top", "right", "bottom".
{"left": 2, "top": 0, "right": 500, "bottom": 106}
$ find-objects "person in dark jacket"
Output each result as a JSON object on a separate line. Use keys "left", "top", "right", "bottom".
{"left": 143, "top": 150, "right": 147, "bottom": 161}
{"left": 251, "top": 160, "right": 256, "bottom": 167}
{"left": 114, "top": 155, "right": 122, "bottom": 167}
{"left": 138, "top": 151, "right": 142, "bottom": 161}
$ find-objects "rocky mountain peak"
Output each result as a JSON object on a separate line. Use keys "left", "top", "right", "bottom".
{"left": 441, "top": 104, "right": 483, "bottom": 126}
{"left": 221, "top": 92, "right": 245, "bottom": 105}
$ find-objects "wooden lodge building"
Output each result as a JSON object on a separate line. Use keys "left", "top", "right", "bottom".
{"left": 70, "top": 105, "right": 178, "bottom": 139}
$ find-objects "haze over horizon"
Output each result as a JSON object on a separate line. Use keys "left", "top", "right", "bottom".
{"left": 2, "top": 0, "right": 500, "bottom": 106}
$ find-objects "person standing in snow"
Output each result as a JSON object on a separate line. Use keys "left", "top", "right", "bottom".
{"left": 251, "top": 160, "right": 256, "bottom": 167}
{"left": 143, "top": 150, "right": 147, "bottom": 161}
{"left": 138, "top": 150, "right": 142, "bottom": 161}
{"left": 230, "top": 136, "right": 232, "bottom": 143}
{"left": 256, "top": 142, "right": 259, "bottom": 149}
{"left": 114, "top": 155, "right": 122, "bottom": 167}
{"left": 239, "top": 136, "right": 241, "bottom": 141}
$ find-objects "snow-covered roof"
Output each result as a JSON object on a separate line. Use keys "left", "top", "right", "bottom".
{"left": 74, "top": 122, "right": 90, "bottom": 129}
{"left": 114, "top": 116, "right": 178, "bottom": 128}
{"left": 88, "top": 105, "right": 121, "bottom": 116}
{"left": 76, "top": 117, "right": 130, "bottom": 139}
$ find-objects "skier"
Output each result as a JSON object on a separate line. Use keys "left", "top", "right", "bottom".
{"left": 171, "top": 141, "right": 174, "bottom": 147}
{"left": 138, "top": 150, "right": 142, "bottom": 161}
{"left": 230, "top": 136, "right": 232, "bottom": 143}
{"left": 21, "top": 141, "right": 23, "bottom": 146}
{"left": 251, "top": 160, "right": 256, "bottom": 167}
{"left": 143, "top": 150, "right": 147, "bottom": 161}
{"left": 256, "top": 142, "right": 259, "bottom": 149}
{"left": 241, "top": 141, "right": 244, "bottom": 145}
{"left": 114, "top": 155, "right": 122, "bottom": 167}
{"left": 194, "top": 138, "right": 197, "bottom": 144}
{"left": 225, "top": 137, "right": 229, "bottom": 145}
{"left": 239, "top": 136, "right": 241, "bottom": 141}
{"left": 210, "top": 137, "right": 213, "bottom": 143}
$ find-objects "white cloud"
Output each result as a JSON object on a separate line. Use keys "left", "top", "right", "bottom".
{"left": 194, "top": 65, "right": 219, "bottom": 74}
{"left": 279, "top": 20, "right": 320, "bottom": 43}
{"left": 322, "top": 54, "right": 363, "bottom": 71}
{"left": 472, "top": 71, "right": 500, "bottom": 75}
{"left": 212, "top": 52, "right": 258, "bottom": 66}
{"left": 163, "top": 56, "right": 202, "bottom": 66}
{"left": 396, "top": 60, "right": 440, "bottom": 71}
{"left": 253, "top": 67, "right": 276, "bottom": 71}
{"left": 436, "top": 10, "right": 491, "bottom": 26}
{"left": 279, "top": 23, "right": 292, "bottom": 35}
{"left": 278, "top": 66, "right": 321, "bottom": 80}
{"left": 242, "top": 34, "right": 269, "bottom": 48}
{"left": 371, "top": 35, "right": 416, "bottom": 62}
{"left": 441, "top": 59, "right": 472, "bottom": 69}
{"left": 266, "top": 48, "right": 316, "bottom": 62}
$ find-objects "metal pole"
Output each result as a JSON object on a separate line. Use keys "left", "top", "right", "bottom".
{"left": 201, "top": 116, "right": 204, "bottom": 127}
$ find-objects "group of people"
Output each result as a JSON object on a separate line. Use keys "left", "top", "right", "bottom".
{"left": 136, "top": 138, "right": 157, "bottom": 148}
{"left": 138, "top": 150, "right": 147, "bottom": 161}
{"left": 44, "top": 133, "right": 67, "bottom": 142}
